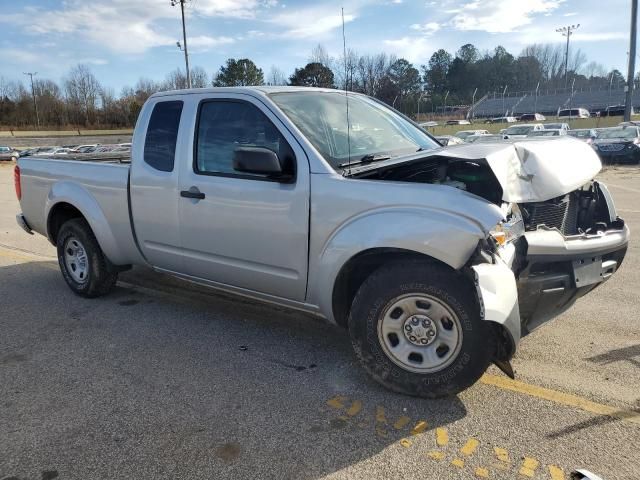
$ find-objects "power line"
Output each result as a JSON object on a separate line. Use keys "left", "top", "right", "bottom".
{"left": 556, "top": 24, "right": 580, "bottom": 89}
{"left": 171, "top": 0, "right": 191, "bottom": 89}
{"left": 23, "top": 72, "right": 40, "bottom": 129}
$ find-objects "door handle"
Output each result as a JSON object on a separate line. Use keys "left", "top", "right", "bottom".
{"left": 180, "top": 188, "right": 205, "bottom": 200}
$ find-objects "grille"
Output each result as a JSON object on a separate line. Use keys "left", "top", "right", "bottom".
{"left": 524, "top": 195, "right": 578, "bottom": 235}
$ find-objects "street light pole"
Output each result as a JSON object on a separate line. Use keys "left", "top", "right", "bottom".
{"left": 470, "top": 87, "right": 478, "bottom": 120}
{"left": 23, "top": 72, "right": 40, "bottom": 129}
{"left": 172, "top": 0, "right": 191, "bottom": 88}
{"left": 625, "top": 0, "right": 638, "bottom": 121}
{"left": 534, "top": 81, "right": 540, "bottom": 114}
{"left": 443, "top": 90, "right": 449, "bottom": 117}
{"left": 502, "top": 85, "right": 508, "bottom": 115}
{"left": 556, "top": 24, "right": 580, "bottom": 89}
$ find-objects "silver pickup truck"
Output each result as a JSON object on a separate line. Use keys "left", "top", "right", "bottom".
{"left": 15, "top": 87, "right": 629, "bottom": 398}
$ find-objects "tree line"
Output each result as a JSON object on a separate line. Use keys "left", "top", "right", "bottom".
{"left": 0, "top": 42, "right": 630, "bottom": 129}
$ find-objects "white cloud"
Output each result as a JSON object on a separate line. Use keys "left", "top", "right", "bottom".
{"left": 572, "top": 32, "right": 628, "bottom": 42}
{"left": 383, "top": 36, "right": 433, "bottom": 64}
{"left": 410, "top": 22, "right": 441, "bottom": 35}
{"left": 188, "top": 35, "right": 235, "bottom": 48}
{"left": 0, "top": 0, "right": 258, "bottom": 55}
{"left": 270, "top": 6, "right": 356, "bottom": 38}
{"left": 450, "top": 0, "right": 564, "bottom": 33}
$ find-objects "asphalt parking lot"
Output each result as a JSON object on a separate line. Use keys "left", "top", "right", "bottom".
{"left": 0, "top": 161, "right": 639, "bottom": 480}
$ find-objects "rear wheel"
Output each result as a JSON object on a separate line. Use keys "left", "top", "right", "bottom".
{"left": 348, "top": 260, "right": 493, "bottom": 398}
{"left": 56, "top": 218, "right": 118, "bottom": 297}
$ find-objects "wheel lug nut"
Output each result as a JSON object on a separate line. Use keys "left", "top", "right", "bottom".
{"left": 411, "top": 317, "right": 419, "bottom": 325}
{"left": 428, "top": 330, "right": 435, "bottom": 337}
{"left": 409, "top": 336, "right": 417, "bottom": 342}
{"left": 405, "top": 325, "right": 412, "bottom": 331}
{"left": 420, "top": 338, "right": 428, "bottom": 344}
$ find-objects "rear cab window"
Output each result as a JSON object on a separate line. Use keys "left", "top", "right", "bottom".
{"left": 144, "top": 100, "right": 184, "bottom": 172}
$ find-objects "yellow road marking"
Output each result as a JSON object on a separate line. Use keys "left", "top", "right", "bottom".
{"left": 493, "top": 447, "right": 510, "bottom": 470}
{"left": 436, "top": 427, "right": 449, "bottom": 446}
{"left": 427, "top": 451, "right": 444, "bottom": 460}
{"left": 475, "top": 467, "right": 489, "bottom": 478}
{"left": 410, "top": 420, "right": 428, "bottom": 435}
{"left": 549, "top": 465, "right": 565, "bottom": 480}
{"left": 393, "top": 415, "right": 411, "bottom": 430}
{"left": 346, "top": 400, "right": 362, "bottom": 417}
{"left": 375, "top": 406, "right": 386, "bottom": 423}
{"left": 326, "top": 395, "right": 347, "bottom": 409}
{"left": 451, "top": 458, "right": 465, "bottom": 468}
{"left": 481, "top": 374, "right": 640, "bottom": 426}
{"left": 399, "top": 438, "right": 412, "bottom": 448}
{"left": 460, "top": 438, "right": 480, "bottom": 456}
{"left": 519, "top": 457, "right": 539, "bottom": 477}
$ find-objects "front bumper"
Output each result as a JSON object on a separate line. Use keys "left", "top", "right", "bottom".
{"left": 517, "top": 225, "right": 629, "bottom": 334}
{"left": 595, "top": 146, "right": 640, "bottom": 164}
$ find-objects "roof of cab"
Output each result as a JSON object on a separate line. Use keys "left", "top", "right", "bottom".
{"left": 150, "top": 85, "right": 343, "bottom": 98}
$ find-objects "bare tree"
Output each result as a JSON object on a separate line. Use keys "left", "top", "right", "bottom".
{"left": 309, "top": 44, "right": 333, "bottom": 69}
{"left": 190, "top": 66, "right": 209, "bottom": 88}
{"left": 164, "top": 68, "right": 188, "bottom": 90}
{"left": 267, "top": 66, "right": 287, "bottom": 86}
{"left": 335, "top": 48, "right": 359, "bottom": 90}
{"left": 64, "top": 64, "right": 101, "bottom": 125}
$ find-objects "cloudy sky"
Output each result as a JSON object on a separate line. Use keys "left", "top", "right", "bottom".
{"left": 0, "top": 0, "right": 634, "bottom": 91}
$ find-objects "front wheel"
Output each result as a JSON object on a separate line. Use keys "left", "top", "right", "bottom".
{"left": 56, "top": 218, "right": 118, "bottom": 297}
{"left": 348, "top": 260, "right": 493, "bottom": 398}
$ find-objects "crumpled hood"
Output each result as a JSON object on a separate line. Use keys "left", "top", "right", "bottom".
{"left": 436, "top": 138, "right": 602, "bottom": 203}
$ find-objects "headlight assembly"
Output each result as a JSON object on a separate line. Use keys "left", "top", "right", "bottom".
{"left": 490, "top": 203, "right": 525, "bottom": 246}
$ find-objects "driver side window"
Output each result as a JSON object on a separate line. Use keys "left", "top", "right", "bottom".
{"left": 194, "top": 100, "right": 295, "bottom": 180}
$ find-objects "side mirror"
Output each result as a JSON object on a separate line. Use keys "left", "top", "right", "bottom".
{"left": 233, "top": 146, "right": 286, "bottom": 178}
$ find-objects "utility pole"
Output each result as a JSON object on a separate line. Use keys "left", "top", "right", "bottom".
{"left": 556, "top": 24, "right": 580, "bottom": 89}
{"left": 172, "top": 0, "right": 191, "bottom": 88}
{"left": 625, "top": 0, "right": 638, "bottom": 121}
{"left": 470, "top": 87, "right": 478, "bottom": 120}
{"left": 23, "top": 72, "right": 40, "bottom": 129}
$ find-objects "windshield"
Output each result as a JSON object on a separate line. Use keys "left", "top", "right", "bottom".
{"left": 455, "top": 131, "right": 478, "bottom": 139}
{"left": 269, "top": 91, "right": 439, "bottom": 170}
{"left": 597, "top": 127, "right": 639, "bottom": 139}
{"left": 505, "top": 126, "right": 534, "bottom": 135}
{"left": 529, "top": 130, "right": 558, "bottom": 136}
{"left": 544, "top": 123, "right": 563, "bottom": 129}
{"left": 568, "top": 130, "right": 591, "bottom": 138}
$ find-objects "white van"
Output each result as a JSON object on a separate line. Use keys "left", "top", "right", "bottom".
{"left": 558, "top": 108, "right": 590, "bottom": 119}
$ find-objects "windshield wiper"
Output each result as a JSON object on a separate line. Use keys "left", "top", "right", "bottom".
{"left": 339, "top": 153, "right": 391, "bottom": 168}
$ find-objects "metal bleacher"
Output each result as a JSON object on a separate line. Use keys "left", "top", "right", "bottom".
{"left": 472, "top": 87, "right": 640, "bottom": 118}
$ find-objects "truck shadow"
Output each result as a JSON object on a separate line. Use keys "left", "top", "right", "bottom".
{"left": 0, "top": 261, "right": 468, "bottom": 480}
{"left": 585, "top": 344, "right": 640, "bottom": 368}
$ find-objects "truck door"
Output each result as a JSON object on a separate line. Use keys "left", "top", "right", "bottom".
{"left": 177, "top": 95, "right": 310, "bottom": 301}
{"left": 129, "top": 99, "right": 185, "bottom": 272}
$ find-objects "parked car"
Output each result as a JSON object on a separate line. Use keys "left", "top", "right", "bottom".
{"left": 518, "top": 113, "right": 546, "bottom": 122}
{"left": 605, "top": 105, "right": 630, "bottom": 117}
{"left": 0, "top": 146, "right": 20, "bottom": 161}
{"left": 445, "top": 119, "right": 471, "bottom": 126}
{"left": 486, "top": 116, "right": 517, "bottom": 124}
{"left": 592, "top": 125, "right": 640, "bottom": 164}
{"left": 567, "top": 129, "right": 598, "bottom": 144}
{"left": 419, "top": 121, "right": 439, "bottom": 129}
{"left": 69, "top": 144, "right": 99, "bottom": 153}
{"left": 454, "top": 129, "right": 490, "bottom": 141}
{"left": 526, "top": 129, "right": 567, "bottom": 137}
{"left": 15, "top": 86, "right": 629, "bottom": 399}
{"left": 543, "top": 122, "right": 570, "bottom": 131}
{"left": 503, "top": 123, "right": 544, "bottom": 139}
{"left": 558, "top": 108, "right": 590, "bottom": 119}
{"left": 435, "top": 135, "right": 464, "bottom": 146}
{"left": 466, "top": 134, "right": 504, "bottom": 143}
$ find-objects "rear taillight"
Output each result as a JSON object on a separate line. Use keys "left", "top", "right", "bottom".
{"left": 14, "top": 165, "right": 21, "bottom": 200}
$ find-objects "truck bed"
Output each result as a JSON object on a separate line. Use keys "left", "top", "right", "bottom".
{"left": 18, "top": 157, "right": 142, "bottom": 265}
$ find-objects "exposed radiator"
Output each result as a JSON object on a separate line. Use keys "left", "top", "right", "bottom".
{"left": 523, "top": 194, "right": 579, "bottom": 236}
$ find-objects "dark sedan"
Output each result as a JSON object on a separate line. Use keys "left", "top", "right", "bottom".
{"left": 592, "top": 126, "right": 640, "bottom": 165}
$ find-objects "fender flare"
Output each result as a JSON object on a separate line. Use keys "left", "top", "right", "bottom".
{"left": 45, "top": 181, "right": 128, "bottom": 265}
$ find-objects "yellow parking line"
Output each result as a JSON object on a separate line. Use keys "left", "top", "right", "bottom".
{"left": 436, "top": 427, "right": 449, "bottom": 446}
{"left": 481, "top": 374, "right": 640, "bottom": 426}
{"left": 460, "top": 438, "right": 480, "bottom": 456}
{"left": 549, "top": 465, "right": 565, "bottom": 480}
{"left": 519, "top": 457, "right": 539, "bottom": 477}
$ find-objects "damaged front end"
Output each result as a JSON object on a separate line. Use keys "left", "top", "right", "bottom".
{"left": 349, "top": 138, "right": 629, "bottom": 365}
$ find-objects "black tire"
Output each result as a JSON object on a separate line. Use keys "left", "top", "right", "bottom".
{"left": 348, "top": 260, "right": 494, "bottom": 398}
{"left": 56, "top": 218, "right": 118, "bottom": 297}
